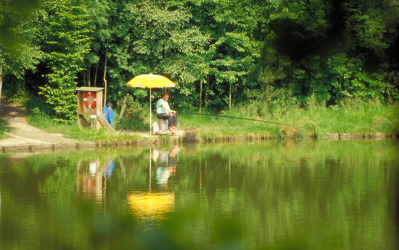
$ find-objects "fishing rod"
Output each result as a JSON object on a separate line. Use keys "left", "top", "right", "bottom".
{"left": 119, "top": 118, "right": 134, "bottom": 135}
{"left": 181, "top": 113, "right": 310, "bottom": 130}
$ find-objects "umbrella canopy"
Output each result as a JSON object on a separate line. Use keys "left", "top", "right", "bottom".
{"left": 127, "top": 74, "right": 175, "bottom": 88}
{"left": 127, "top": 74, "right": 176, "bottom": 134}
{"left": 127, "top": 191, "right": 175, "bottom": 220}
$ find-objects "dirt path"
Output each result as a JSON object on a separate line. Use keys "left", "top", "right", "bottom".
{"left": 0, "top": 99, "right": 78, "bottom": 146}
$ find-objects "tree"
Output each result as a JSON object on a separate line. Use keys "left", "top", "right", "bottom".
{"left": 2, "top": 0, "right": 399, "bottom": 120}
{"left": 0, "top": 0, "right": 41, "bottom": 114}
{"left": 127, "top": 1, "right": 209, "bottom": 110}
{"left": 39, "top": 0, "right": 91, "bottom": 122}
{"left": 208, "top": 0, "right": 260, "bottom": 110}
{"left": 269, "top": 0, "right": 399, "bottom": 103}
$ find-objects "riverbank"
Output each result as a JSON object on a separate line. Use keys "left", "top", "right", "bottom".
{"left": 179, "top": 98, "right": 399, "bottom": 140}
{"left": 27, "top": 98, "right": 399, "bottom": 141}
{"left": 1, "top": 96, "right": 398, "bottom": 149}
{"left": 2, "top": 131, "right": 398, "bottom": 154}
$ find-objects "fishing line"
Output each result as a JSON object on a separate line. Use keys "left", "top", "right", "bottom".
{"left": 119, "top": 113, "right": 309, "bottom": 135}
{"left": 181, "top": 113, "right": 309, "bottom": 130}
{"left": 119, "top": 118, "right": 134, "bottom": 135}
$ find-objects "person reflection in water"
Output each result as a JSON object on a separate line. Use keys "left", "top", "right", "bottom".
{"left": 104, "top": 161, "right": 115, "bottom": 179}
{"left": 156, "top": 146, "right": 180, "bottom": 190}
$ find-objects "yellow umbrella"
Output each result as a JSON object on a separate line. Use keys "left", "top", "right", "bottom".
{"left": 127, "top": 74, "right": 176, "bottom": 133}
{"left": 127, "top": 191, "right": 175, "bottom": 220}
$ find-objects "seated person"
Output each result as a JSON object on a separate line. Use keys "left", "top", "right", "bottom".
{"left": 156, "top": 92, "right": 177, "bottom": 133}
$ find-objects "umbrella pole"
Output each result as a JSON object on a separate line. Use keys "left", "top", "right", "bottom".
{"left": 149, "top": 147, "right": 152, "bottom": 190}
{"left": 150, "top": 88, "right": 152, "bottom": 134}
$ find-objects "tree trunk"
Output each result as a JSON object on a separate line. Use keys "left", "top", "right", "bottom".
{"left": 204, "top": 76, "right": 209, "bottom": 110}
{"left": 83, "top": 71, "right": 86, "bottom": 86}
{"left": 94, "top": 62, "right": 98, "bottom": 87}
{"left": 233, "top": 85, "right": 236, "bottom": 104}
{"left": 229, "top": 84, "right": 232, "bottom": 111}
{"left": 199, "top": 80, "right": 202, "bottom": 114}
{"left": 103, "top": 40, "right": 108, "bottom": 107}
{"left": 87, "top": 67, "right": 91, "bottom": 87}
{"left": 337, "top": 75, "right": 341, "bottom": 102}
{"left": 0, "top": 66, "right": 2, "bottom": 116}
{"left": 312, "top": 82, "right": 315, "bottom": 96}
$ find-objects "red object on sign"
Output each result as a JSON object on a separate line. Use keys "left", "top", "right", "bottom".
{"left": 83, "top": 92, "right": 97, "bottom": 109}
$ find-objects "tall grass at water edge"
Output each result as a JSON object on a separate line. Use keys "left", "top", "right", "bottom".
{"left": 309, "top": 98, "right": 399, "bottom": 136}
{"left": 178, "top": 98, "right": 399, "bottom": 139}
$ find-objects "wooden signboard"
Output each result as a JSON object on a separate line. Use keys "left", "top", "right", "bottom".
{"left": 97, "top": 114, "right": 114, "bottom": 133}
{"left": 76, "top": 87, "right": 104, "bottom": 131}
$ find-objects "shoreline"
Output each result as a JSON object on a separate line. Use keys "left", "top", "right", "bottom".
{"left": 1, "top": 132, "right": 398, "bottom": 154}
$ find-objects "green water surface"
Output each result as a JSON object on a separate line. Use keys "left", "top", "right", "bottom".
{"left": 0, "top": 140, "right": 398, "bottom": 250}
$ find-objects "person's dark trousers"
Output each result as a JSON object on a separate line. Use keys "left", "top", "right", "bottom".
{"left": 156, "top": 113, "right": 177, "bottom": 128}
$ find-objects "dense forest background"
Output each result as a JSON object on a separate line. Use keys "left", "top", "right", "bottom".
{"left": 1, "top": 0, "right": 399, "bottom": 121}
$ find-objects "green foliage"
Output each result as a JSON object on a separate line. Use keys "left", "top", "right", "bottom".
{"left": 327, "top": 53, "right": 388, "bottom": 100}
{"left": 2, "top": 79, "right": 31, "bottom": 105}
{"left": 383, "top": 71, "right": 399, "bottom": 100}
{"left": 208, "top": 0, "right": 261, "bottom": 108}
{"left": 270, "top": 0, "right": 399, "bottom": 104}
{"left": 115, "top": 95, "right": 148, "bottom": 131}
{"left": 0, "top": 0, "right": 42, "bottom": 78}
{"left": 237, "top": 86, "right": 299, "bottom": 118}
{"left": 128, "top": 1, "right": 210, "bottom": 107}
{"left": 39, "top": 0, "right": 92, "bottom": 122}
{"left": 2, "top": 0, "right": 399, "bottom": 121}
{"left": 0, "top": 116, "right": 10, "bottom": 139}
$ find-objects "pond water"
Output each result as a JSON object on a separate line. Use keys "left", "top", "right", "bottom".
{"left": 0, "top": 140, "right": 398, "bottom": 250}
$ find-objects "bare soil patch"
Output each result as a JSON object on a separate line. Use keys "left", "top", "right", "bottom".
{"left": 0, "top": 99, "right": 78, "bottom": 146}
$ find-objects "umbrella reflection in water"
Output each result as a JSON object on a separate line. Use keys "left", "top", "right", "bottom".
{"left": 127, "top": 146, "right": 180, "bottom": 220}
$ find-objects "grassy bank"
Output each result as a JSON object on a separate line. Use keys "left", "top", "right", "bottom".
{"left": 4, "top": 88, "right": 399, "bottom": 142}
{"left": 26, "top": 112, "right": 142, "bottom": 143}
{"left": 2, "top": 90, "right": 143, "bottom": 143}
{"left": 178, "top": 98, "right": 399, "bottom": 140}
{"left": 0, "top": 117, "right": 9, "bottom": 139}
{"left": 25, "top": 98, "right": 399, "bottom": 142}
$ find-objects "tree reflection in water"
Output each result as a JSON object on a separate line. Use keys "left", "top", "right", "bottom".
{"left": 0, "top": 141, "right": 398, "bottom": 249}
